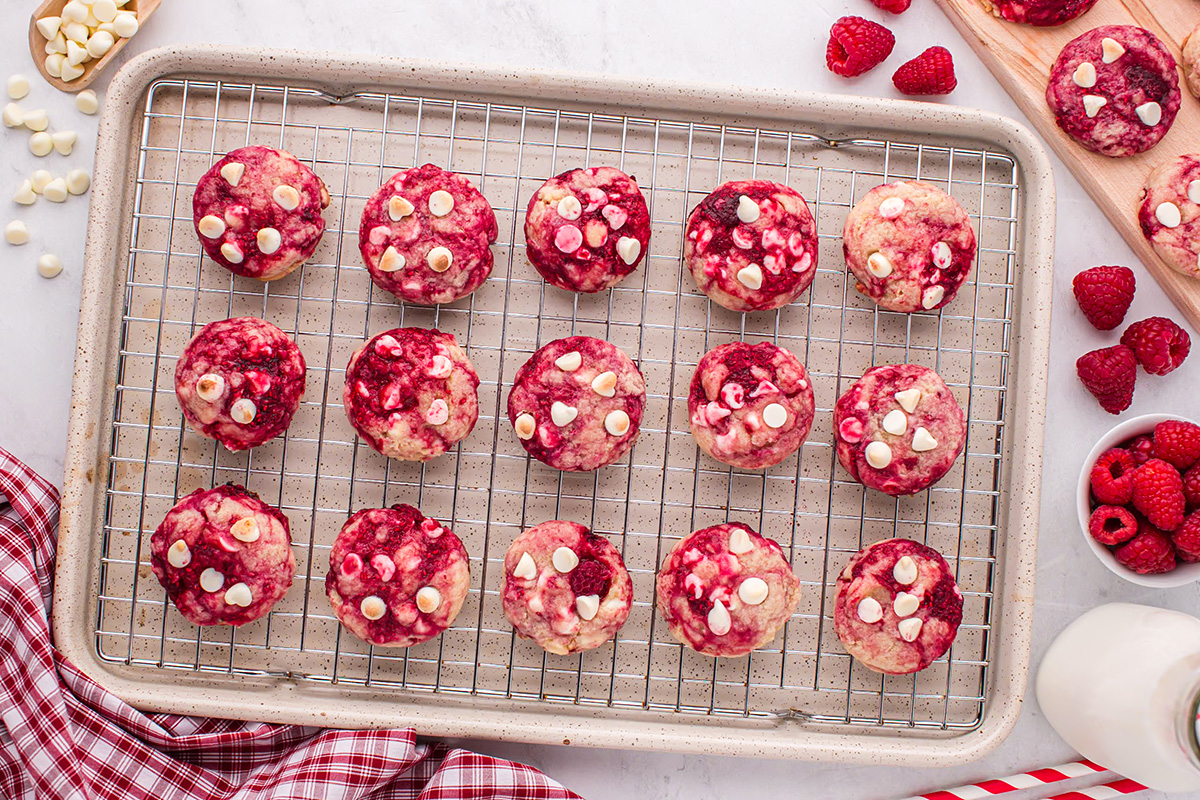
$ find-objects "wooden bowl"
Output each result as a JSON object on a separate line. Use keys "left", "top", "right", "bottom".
{"left": 27, "top": 0, "right": 160, "bottom": 92}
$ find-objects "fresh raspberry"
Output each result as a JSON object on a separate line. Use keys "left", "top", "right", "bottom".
{"left": 826, "top": 17, "right": 895, "bottom": 78}
{"left": 568, "top": 558, "right": 612, "bottom": 598}
{"left": 1089, "top": 447, "right": 1137, "bottom": 505}
{"left": 892, "top": 46, "right": 957, "bottom": 95}
{"left": 1088, "top": 505, "right": 1138, "bottom": 545}
{"left": 1184, "top": 463, "right": 1200, "bottom": 508}
{"left": 1071, "top": 266, "right": 1135, "bottom": 331}
{"left": 1151, "top": 420, "right": 1200, "bottom": 470}
{"left": 1115, "top": 527, "right": 1177, "bottom": 574}
{"left": 1125, "top": 434, "right": 1155, "bottom": 464}
{"left": 868, "top": 0, "right": 912, "bottom": 12}
{"left": 1075, "top": 345, "right": 1137, "bottom": 415}
{"left": 1172, "top": 511, "right": 1200, "bottom": 562}
{"left": 1132, "top": 458, "right": 1186, "bottom": 531}
{"left": 1120, "top": 317, "right": 1191, "bottom": 376}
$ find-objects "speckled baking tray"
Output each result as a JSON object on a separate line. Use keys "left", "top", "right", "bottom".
{"left": 55, "top": 45, "right": 1054, "bottom": 765}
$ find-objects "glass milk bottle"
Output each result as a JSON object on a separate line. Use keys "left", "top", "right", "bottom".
{"left": 1037, "top": 603, "right": 1200, "bottom": 792}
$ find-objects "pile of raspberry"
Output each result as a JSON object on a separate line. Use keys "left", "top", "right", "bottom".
{"left": 824, "top": 1, "right": 958, "bottom": 95}
{"left": 1087, "top": 419, "right": 1200, "bottom": 574}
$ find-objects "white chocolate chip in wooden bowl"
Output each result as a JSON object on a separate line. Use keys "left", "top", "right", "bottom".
{"left": 604, "top": 409, "right": 631, "bottom": 436}
{"left": 893, "top": 555, "right": 918, "bottom": 585}
{"left": 762, "top": 402, "right": 788, "bottom": 429}
{"left": 14, "top": 180, "right": 36, "bottom": 205}
{"left": 575, "top": 594, "right": 600, "bottom": 621}
{"left": 1072, "top": 61, "right": 1097, "bottom": 88}
{"left": 857, "top": 597, "right": 883, "bottom": 623}
{"left": 728, "top": 526, "right": 754, "bottom": 555}
{"left": 220, "top": 162, "right": 244, "bottom": 187}
{"left": 1101, "top": 37, "right": 1125, "bottom": 63}
{"left": 591, "top": 371, "right": 618, "bottom": 397}
{"left": 6, "top": 74, "right": 30, "bottom": 100}
{"left": 93, "top": 0, "right": 119, "bottom": 22}
{"left": 552, "top": 546, "right": 579, "bottom": 573}
{"left": 230, "top": 398, "right": 257, "bottom": 425}
{"left": 1156, "top": 202, "right": 1181, "bottom": 228}
{"left": 426, "top": 246, "right": 453, "bottom": 272}
{"left": 379, "top": 245, "right": 406, "bottom": 273}
{"left": 166, "top": 539, "right": 191, "bottom": 568}
{"left": 59, "top": 61, "right": 84, "bottom": 83}
{"left": 616, "top": 236, "right": 641, "bottom": 265}
{"left": 416, "top": 586, "right": 442, "bottom": 613}
{"left": 894, "top": 388, "right": 921, "bottom": 413}
{"left": 360, "top": 595, "right": 386, "bottom": 620}
{"left": 513, "top": 551, "right": 537, "bottom": 580}
{"left": 35, "top": 17, "right": 62, "bottom": 42}
{"left": 736, "top": 194, "right": 760, "bottom": 224}
{"left": 30, "top": 132, "right": 53, "bottom": 157}
{"left": 554, "top": 350, "right": 582, "bottom": 372}
{"left": 893, "top": 592, "right": 920, "bottom": 617}
{"left": 738, "top": 577, "right": 769, "bottom": 606}
{"left": 256, "top": 227, "right": 282, "bottom": 254}
{"left": 195, "top": 373, "right": 225, "bottom": 402}
{"left": 866, "top": 252, "right": 893, "bottom": 279}
{"left": 707, "top": 599, "right": 732, "bottom": 635}
{"left": 220, "top": 241, "right": 244, "bottom": 264}
{"left": 736, "top": 263, "right": 763, "bottom": 290}
{"left": 66, "top": 169, "right": 90, "bottom": 195}
{"left": 864, "top": 440, "right": 892, "bottom": 469}
{"left": 65, "top": 39, "right": 88, "bottom": 67}
{"left": 556, "top": 195, "right": 582, "bottom": 221}
{"left": 911, "top": 426, "right": 938, "bottom": 452}
{"left": 513, "top": 413, "right": 536, "bottom": 440}
{"left": 86, "top": 30, "right": 115, "bottom": 59}
{"left": 61, "top": 1, "right": 87, "bottom": 23}
{"left": 882, "top": 409, "right": 908, "bottom": 436}
{"left": 1135, "top": 101, "right": 1162, "bottom": 127}
{"left": 5, "top": 220, "right": 29, "bottom": 245}
{"left": 428, "top": 189, "right": 454, "bottom": 217}
{"left": 224, "top": 582, "right": 253, "bottom": 607}
{"left": 199, "top": 567, "right": 224, "bottom": 593}
{"left": 898, "top": 617, "right": 923, "bottom": 642}
{"left": 230, "top": 517, "right": 260, "bottom": 543}
{"left": 44, "top": 53, "right": 65, "bottom": 79}
{"left": 37, "top": 253, "right": 63, "bottom": 278}
{"left": 43, "top": 178, "right": 68, "bottom": 203}
{"left": 75, "top": 89, "right": 99, "bottom": 115}
{"left": 112, "top": 11, "right": 139, "bottom": 38}
{"left": 272, "top": 184, "right": 300, "bottom": 210}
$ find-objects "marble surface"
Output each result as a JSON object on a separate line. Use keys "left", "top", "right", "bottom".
{"left": 0, "top": 1, "right": 1196, "bottom": 797}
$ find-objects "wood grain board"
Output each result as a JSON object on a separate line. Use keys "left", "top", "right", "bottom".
{"left": 934, "top": 0, "right": 1200, "bottom": 329}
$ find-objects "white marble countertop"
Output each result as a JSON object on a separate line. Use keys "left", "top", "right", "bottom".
{"left": 1, "top": 1, "right": 1197, "bottom": 797}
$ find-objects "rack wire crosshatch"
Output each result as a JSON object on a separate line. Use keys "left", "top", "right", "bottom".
{"left": 94, "top": 75, "right": 1020, "bottom": 736}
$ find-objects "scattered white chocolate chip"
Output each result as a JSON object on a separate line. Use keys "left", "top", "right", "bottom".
{"left": 557, "top": 195, "right": 582, "bottom": 220}
{"left": 857, "top": 597, "right": 883, "bottom": 624}
{"left": 894, "top": 388, "right": 921, "bottom": 414}
{"left": 75, "top": 89, "right": 99, "bottom": 115}
{"left": 893, "top": 592, "right": 920, "bottom": 617}
{"left": 1101, "top": 37, "right": 1125, "bottom": 63}
{"left": 921, "top": 285, "right": 945, "bottom": 310}
{"left": 224, "top": 582, "right": 252, "bottom": 607}
{"left": 199, "top": 568, "right": 224, "bottom": 593}
{"left": 893, "top": 555, "right": 918, "bottom": 586}
{"left": 1156, "top": 201, "right": 1181, "bottom": 228}
{"left": 762, "top": 402, "right": 788, "bottom": 429}
{"left": 427, "top": 246, "right": 453, "bottom": 272}
{"left": 513, "top": 552, "right": 538, "bottom": 580}
{"left": 35, "top": 16, "right": 62, "bottom": 41}
{"left": 882, "top": 409, "right": 908, "bottom": 436}
{"left": 591, "top": 371, "right": 617, "bottom": 397}
{"left": 416, "top": 586, "right": 442, "bottom": 613}
{"left": 428, "top": 189, "right": 454, "bottom": 217}
{"left": 198, "top": 215, "right": 226, "bottom": 239}
{"left": 4, "top": 220, "right": 29, "bottom": 245}
{"left": 616, "top": 236, "right": 641, "bottom": 265}
{"left": 866, "top": 252, "right": 892, "bottom": 278}
{"left": 728, "top": 526, "right": 754, "bottom": 554}
{"left": 42, "top": 178, "right": 68, "bottom": 203}
{"left": 6, "top": 75, "right": 30, "bottom": 100}
{"left": 550, "top": 401, "right": 578, "bottom": 427}
{"left": 736, "top": 263, "right": 763, "bottom": 290}
{"left": 230, "top": 517, "right": 260, "bottom": 543}
{"left": 195, "top": 373, "right": 225, "bottom": 402}
{"left": 230, "top": 398, "right": 257, "bottom": 425}
{"left": 29, "top": 132, "right": 53, "bottom": 157}
{"left": 388, "top": 195, "right": 414, "bottom": 221}
{"left": 604, "top": 409, "right": 630, "bottom": 436}
{"left": 37, "top": 253, "right": 63, "bottom": 279}
{"left": 878, "top": 196, "right": 905, "bottom": 219}
{"left": 554, "top": 351, "right": 582, "bottom": 372}
{"left": 426, "top": 398, "right": 449, "bottom": 425}
{"left": 1082, "top": 95, "right": 1107, "bottom": 118}
{"left": 379, "top": 245, "right": 406, "bottom": 272}
{"left": 220, "top": 161, "right": 244, "bottom": 187}
{"left": 166, "top": 539, "right": 191, "bottom": 568}
{"left": 736, "top": 195, "right": 761, "bottom": 224}
{"left": 911, "top": 427, "right": 938, "bottom": 452}
{"left": 931, "top": 241, "right": 952, "bottom": 269}
{"left": 1136, "top": 101, "right": 1162, "bottom": 127}
{"left": 112, "top": 11, "right": 138, "bottom": 38}
{"left": 738, "top": 577, "right": 769, "bottom": 606}
{"left": 13, "top": 180, "right": 35, "bottom": 205}
{"left": 256, "top": 227, "right": 282, "bottom": 254}
{"left": 220, "top": 241, "right": 244, "bottom": 264}
{"left": 44, "top": 54, "right": 65, "bottom": 79}
{"left": 272, "top": 184, "right": 300, "bottom": 210}
{"left": 65, "top": 169, "right": 90, "bottom": 195}
{"left": 360, "top": 595, "right": 386, "bottom": 620}
{"left": 1072, "top": 61, "right": 1097, "bottom": 88}
{"left": 707, "top": 599, "right": 732, "bottom": 635}
{"left": 552, "top": 546, "right": 579, "bottom": 573}
{"left": 898, "top": 617, "right": 923, "bottom": 642}
{"left": 575, "top": 594, "right": 600, "bottom": 621}
{"left": 864, "top": 440, "right": 892, "bottom": 469}
{"left": 3, "top": 103, "right": 23, "bottom": 128}
{"left": 86, "top": 30, "right": 115, "bottom": 59}
{"left": 31, "top": 170, "right": 52, "bottom": 194}
{"left": 513, "top": 413, "right": 536, "bottom": 440}
{"left": 1189, "top": 181, "right": 1200, "bottom": 206}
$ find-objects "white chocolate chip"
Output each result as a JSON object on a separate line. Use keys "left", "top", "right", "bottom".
{"left": 736, "top": 195, "right": 761, "bottom": 224}
{"left": 272, "top": 184, "right": 300, "bottom": 210}
{"left": 62, "top": 1, "right": 88, "bottom": 23}
{"left": 220, "top": 242, "right": 243, "bottom": 264}
{"left": 1156, "top": 201, "right": 1181, "bottom": 228}
{"left": 36, "top": 253, "right": 63, "bottom": 279}
{"left": 550, "top": 401, "right": 578, "bottom": 427}
{"left": 728, "top": 526, "right": 754, "bottom": 554}
{"left": 75, "top": 89, "right": 99, "bottom": 115}
{"left": 736, "top": 263, "right": 763, "bottom": 290}
{"left": 30, "top": 132, "right": 53, "bottom": 157}
{"left": 230, "top": 517, "right": 260, "bottom": 543}
{"left": 513, "top": 552, "right": 538, "bottom": 580}
{"left": 3, "top": 103, "right": 23, "bottom": 128}
{"left": 44, "top": 54, "right": 65, "bottom": 79}
{"left": 1135, "top": 101, "right": 1162, "bottom": 127}
{"left": 4, "top": 221, "right": 29, "bottom": 245}
{"left": 195, "top": 373, "right": 225, "bottom": 402}
{"left": 922, "top": 285, "right": 945, "bottom": 310}
{"left": 878, "top": 197, "right": 905, "bottom": 219}
{"left": 513, "top": 413, "right": 536, "bottom": 440}
{"left": 866, "top": 252, "right": 893, "bottom": 278}
{"left": 66, "top": 39, "right": 89, "bottom": 66}
{"left": 893, "top": 555, "right": 918, "bottom": 585}
{"left": 931, "top": 241, "right": 952, "bottom": 269}
{"left": 230, "top": 398, "right": 257, "bottom": 425}
{"left": 604, "top": 409, "right": 631, "bottom": 436}
{"left": 428, "top": 189, "right": 454, "bottom": 217}
{"left": 894, "top": 388, "right": 921, "bottom": 413}
{"left": 864, "top": 440, "right": 892, "bottom": 469}
{"left": 93, "top": 0, "right": 119, "bottom": 22}
{"left": 63, "top": 23, "right": 89, "bottom": 47}
{"left": 575, "top": 594, "right": 600, "bottom": 620}
{"left": 738, "top": 577, "right": 769, "bottom": 606}
{"left": 388, "top": 195, "right": 414, "bottom": 221}
{"left": 6, "top": 75, "right": 29, "bottom": 100}
{"left": 198, "top": 215, "right": 226, "bottom": 239}
{"left": 13, "top": 180, "right": 35, "bottom": 205}
{"left": 556, "top": 195, "right": 582, "bottom": 220}
{"left": 416, "top": 586, "right": 442, "bottom": 613}
{"left": 36, "top": 16, "right": 62, "bottom": 41}
{"left": 220, "top": 162, "right": 244, "bottom": 187}
{"left": 1082, "top": 95, "right": 1107, "bottom": 118}
{"left": 379, "top": 245, "right": 406, "bottom": 272}
{"left": 552, "top": 546, "right": 579, "bottom": 573}
{"left": 86, "top": 30, "right": 115, "bottom": 59}
{"left": 1189, "top": 181, "right": 1200, "bottom": 206}
{"left": 616, "top": 236, "right": 641, "bottom": 265}
{"left": 65, "top": 169, "right": 90, "bottom": 195}
{"left": 427, "top": 355, "right": 453, "bottom": 378}
{"left": 591, "top": 371, "right": 617, "bottom": 397}
{"left": 112, "top": 11, "right": 138, "bottom": 38}
{"left": 898, "top": 617, "right": 923, "bottom": 642}
{"left": 426, "top": 398, "right": 449, "bottom": 425}
{"left": 22, "top": 109, "right": 48, "bottom": 132}
{"left": 911, "top": 427, "right": 938, "bottom": 452}
{"left": 360, "top": 595, "right": 386, "bottom": 620}
{"left": 224, "top": 582, "right": 253, "bottom": 607}
{"left": 199, "top": 568, "right": 224, "bottom": 593}
{"left": 894, "top": 592, "right": 920, "bottom": 617}
{"left": 256, "top": 227, "right": 282, "bottom": 254}
{"left": 1072, "top": 61, "right": 1097, "bottom": 88}
{"left": 59, "top": 61, "right": 84, "bottom": 83}
{"left": 426, "top": 246, "right": 453, "bottom": 272}
{"left": 882, "top": 409, "right": 908, "bottom": 436}
{"left": 707, "top": 599, "right": 732, "bottom": 635}
{"left": 1101, "top": 37, "right": 1125, "bottom": 63}
{"left": 762, "top": 402, "right": 788, "bottom": 429}
{"left": 554, "top": 351, "right": 582, "bottom": 372}
{"left": 31, "top": 170, "right": 52, "bottom": 194}
{"left": 43, "top": 178, "right": 68, "bottom": 203}
{"left": 857, "top": 597, "right": 883, "bottom": 624}
{"left": 166, "top": 539, "right": 191, "bottom": 568}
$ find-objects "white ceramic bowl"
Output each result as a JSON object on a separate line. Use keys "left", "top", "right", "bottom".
{"left": 1077, "top": 413, "right": 1200, "bottom": 588}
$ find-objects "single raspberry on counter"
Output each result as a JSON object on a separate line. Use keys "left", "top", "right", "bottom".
{"left": 892, "top": 46, "right": 957, "bottom": 95}
{"left": 1126, "top": 434, "right": 1155, "bottom": 465}
{"left": 1184, "top": 463, "right": 1200, "bottom": 508}
{"left": 1120, "top": 317, "right": 1191, "bottom": 376}
{"left": 1075, "top": 345, "right": 1137, "bottom": 414}
{"left": 1132, "top": 458, "right": 1186, "bottom": 531}
{"left": 1088, "top": 505, "right": 1138, "bottom": 545}
{"left": 1071, "top": 266, "right": 1135, "bottom": 331}
{"left": 1115, "top": 527, "right": 1177, "bottom": 574}
{"left": 869, "top": 0, "right": 912, "bottom": 12}
{"left": 1089, "top": 447, "right": 1137, "bottom": 505}
{"left": 1151, "top": 420, "right": 1200, "bottom": 470}
{"left": 1172, "top": 511, "right": 1200, "bottom": 562}
{"left": 826, "top": 17, "right": 896, "bottom": 78}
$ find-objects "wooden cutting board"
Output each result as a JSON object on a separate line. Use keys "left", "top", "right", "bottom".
{"left": 933, "top": 0, "right": 1200, "bottom": 329}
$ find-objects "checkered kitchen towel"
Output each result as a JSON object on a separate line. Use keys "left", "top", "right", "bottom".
{"left": 0, "top": 447, "right": 580, "bottom": 800}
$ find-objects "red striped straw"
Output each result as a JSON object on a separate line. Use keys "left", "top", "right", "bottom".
{"left": 900, "top": 760, "right": 1114, "bottom": 800}
{"left": 1040, "top": 777, "right": 1147, "bottom": 800}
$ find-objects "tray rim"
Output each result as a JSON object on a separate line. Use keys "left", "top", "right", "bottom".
{"left": 54, "top": 43, "right": 1055, "bottom": 765}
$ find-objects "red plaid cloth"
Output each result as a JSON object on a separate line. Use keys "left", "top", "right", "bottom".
{"left": 0, "top": 447, "right": 581, "bottom": 800}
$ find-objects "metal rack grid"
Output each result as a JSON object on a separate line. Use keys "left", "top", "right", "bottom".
{"left": 95, "top": 76, "right": 1018, "bottom": 733}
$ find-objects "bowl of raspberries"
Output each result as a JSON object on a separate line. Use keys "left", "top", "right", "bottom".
{"left": 1078, "top": 414, "right": 1200, "bottom": 587}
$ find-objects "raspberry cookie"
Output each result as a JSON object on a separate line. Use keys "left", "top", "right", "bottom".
{"left": 656, "top": 523, "right": 801, "bottom": 658}
{"left": 1183, "top": 24, "right": 1200, "bottom": 99}
{"left": 683, "top": 180, "right": 818, "bottom": 312}
{"left": 834, "top": 364, "right": 966, "bottom": 496}
{"left": 326, "top": 505, "right": 470, "bottom": 648}
{"left": 507, "top": 336, "right": 646, "bottom": 472}
{"left": 1046, "top": 26, "right": 1181, "bottom": 158}
{"left": 688, "top": 341, "right": 815, "bottom": 469}
{"left": 359, "top": 164, "right": 498, "bottom": 305}
{"left": 192, "top": 146, "right": 330, "bottom": 281}
{"left": 174, "top": 317, "right": 307, "bottom": 451}
{"left": 1138, "top": 154, "right": 1200, "bottom": 278}
{"left": 501, "top": 520, "right": 633, "bottom": 655}
{"left": 833, "top": 538, "right": 964, "bottom": 674}
{"left": 843, "top": 181, "right": 976, "bottom": 313}
{"left": 343, "top": 328, "right": 479, "bottom": 462}
{"left": 524, "top": 167, "right": 651, "bottom": 293}
{"left": 150, "top": 484, "right": 295, "bottom": 627}
{"left": 980, "top": 0, "right": 1097, "bottom": 26}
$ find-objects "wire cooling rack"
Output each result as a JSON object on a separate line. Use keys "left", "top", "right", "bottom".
{"left": 95, "top": 76, "right": 1017, "bottom": 733}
